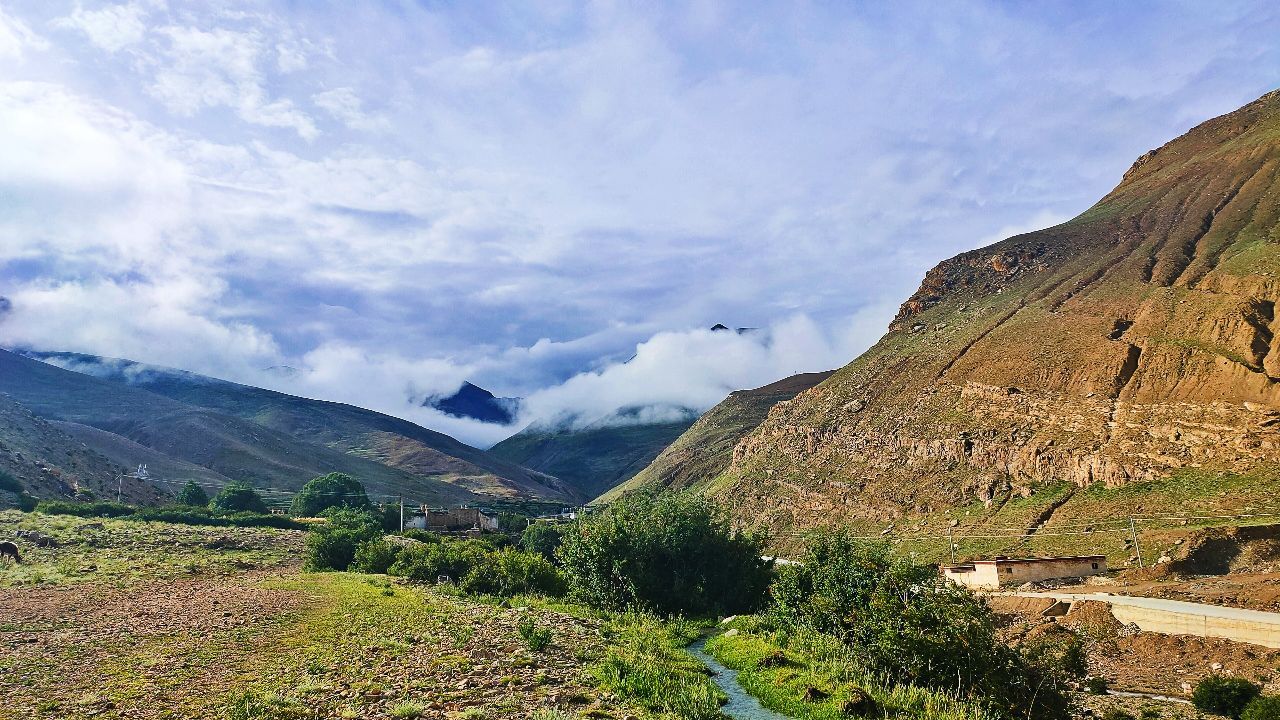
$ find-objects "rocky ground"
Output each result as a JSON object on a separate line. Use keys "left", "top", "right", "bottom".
{"left": 0, "top": 511, "right": 633, "bottom": 720}
{"left": 993, "top": 597, "right": 1279, "bottom": 719}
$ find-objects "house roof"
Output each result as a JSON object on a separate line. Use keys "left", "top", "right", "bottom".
{"left": 942, "top": 555, "right": 1105, "bottom": 571}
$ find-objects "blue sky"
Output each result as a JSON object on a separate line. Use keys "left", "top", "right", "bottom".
{"left": 1, "top": 1, "right": 1278, "bottom": 446}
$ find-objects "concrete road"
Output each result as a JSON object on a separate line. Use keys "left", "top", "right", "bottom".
{"left": 1004, "top": 590, "right": 1280, "bottom": 648}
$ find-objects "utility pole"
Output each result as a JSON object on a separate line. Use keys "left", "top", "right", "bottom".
{"left": 117, "top": 473, "right": 123, "bottom": 503}
{"left": 1129, "top": 517, "right": 1144, "bottom": 569}
{"left": 947, "top": 527, "right": 956, "bottom": 565}
{"left": 399, "top": 495, "right": 405, "bottom": 532}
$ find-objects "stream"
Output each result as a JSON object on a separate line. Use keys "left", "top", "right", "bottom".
{"left": 686, "top": 639, "right": 793, "bottom": 720}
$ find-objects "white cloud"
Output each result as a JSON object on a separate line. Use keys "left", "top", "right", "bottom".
{"left": 53, "top": 2, "right": 148, "bottom": 53}
{"left": 312, "top": 87, "right": 386, "bottom": 130}
{"left": 149, "top": 25, "right": 318, "bottom": 139}
{"left": 0, "top": 7, "right": 48, "bottom": 59}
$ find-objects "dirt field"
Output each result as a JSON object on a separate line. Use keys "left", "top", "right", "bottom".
{"left": 0, "top": 511, "right": 620, "bottom": 720}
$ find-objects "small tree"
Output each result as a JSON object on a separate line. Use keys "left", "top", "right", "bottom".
{"left": 175, "top": 481, "right": 209, "bottom": 507}
{"left": 1193, "top": 676, "right": 1262, "bottom": 719}
{"left": 556, "top": 491, "right": 771, "bottom": 616}
{"left": 519, "top": 522, "right": 563, "bottom": 563}
{"left": 304, "top": 508, "right": 383, "bottom": 571}
{"left": 289, "top": 473, "right": 370, "bottom": 517}
{"left": 209, "top": 482, "right": 269, "bottom": 515}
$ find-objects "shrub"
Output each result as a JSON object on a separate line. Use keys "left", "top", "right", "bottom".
{"left": 289, "top": 472, "right": 370, "bottom": 517}
{"left": 1243, "top": 696, "right": 1280, "bottom": 720}
{"left": 17, "top": 492, "right": 38, "bottom": 512}
{"left": 1193, "top": 675, "right": 1262, "bottom": 719}
{"left": 518, "top": 618, "right": 553, "bottom": 651}
{"left": 460, "top": 547, "right": 566, "bottom": 597}
{"left": 519, "top": 522, "right": 564, "bottom": 562}
{"left": 175, "top": 481, "right": 209, "bottom": 507}
{"left": 209, "top": 482, "right": 269, "bottom": 515}
{"left": 351, "top": 538, "right": 401, "bottom": 574}
{"left": 771, "top": 531, "right": 1071, "bottom": 720}
{"left": 557, "top": 491, "right": 771, "bottom": 615}
{"left": 388, "top": 538, "right": 490, "bottom": 583}
{"left": 1101, "top": 711, "right": 1135, "bottom": 720}
{"left": 303, "top": 508, "right": 383, "bottom": 571}
{"left": 399, "top": 529, "right": 442, "bottom": 544}
{"left": 0, "top": 469, "right": 23, "bottom": 494}
{"left": 1084, "top": 676, "right": 1110, "bottom": 695}
{"left": 35, "top": 500, "right": 134, "bottom": 517}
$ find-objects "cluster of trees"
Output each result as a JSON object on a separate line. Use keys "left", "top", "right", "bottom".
{"left": 301, "top": 488, "right": 770, "bottom": 616}
{"left": 171, "top": 471, "right": 372, "bottom": 518}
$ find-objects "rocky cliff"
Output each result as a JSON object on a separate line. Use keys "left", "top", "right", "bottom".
{"left": 715, "top": 90, "right": 1280, "bottom": 536}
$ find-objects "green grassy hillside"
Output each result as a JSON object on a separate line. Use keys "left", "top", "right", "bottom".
{"left": 599, "top": 371, "right": 834, "bottom": 504}
{"left": 491, "top": 416, "right": 696, "bottom": 500}
{"left": 22, "top": 351, "right": 575, "bottom": 501}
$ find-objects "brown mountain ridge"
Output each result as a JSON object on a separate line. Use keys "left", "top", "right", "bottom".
{"left": 684, "top": 90, "right": 1280, "bottom": 542}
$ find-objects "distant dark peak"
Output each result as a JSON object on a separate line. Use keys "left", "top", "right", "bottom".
{"left": 425, "top": 381, "right": 520, "bottom": 425}
{"left": 262, "top": 365, "right": 300, "bottom": 378}
{"left": 710, "top": 323, "right": 758, "bottom": 334}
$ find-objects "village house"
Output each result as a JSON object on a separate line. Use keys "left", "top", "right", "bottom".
{"left": 405, "top": 506, "right": 499, "bottom": 533}
{"left": 941, "top": 555, "right": 1107, "bottom": 590}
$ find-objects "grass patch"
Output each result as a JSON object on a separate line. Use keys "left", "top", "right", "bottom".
{"left": 705, "top": 619, "right": 998, "bottom": 720}
{"left": 591, "top": 614, "right": 724, "bottom": 720}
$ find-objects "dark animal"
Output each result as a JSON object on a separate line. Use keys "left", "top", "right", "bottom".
{"left": 0, "top": 541, "right": 19, "bottom": 563}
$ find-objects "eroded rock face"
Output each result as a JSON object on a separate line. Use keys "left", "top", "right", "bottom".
{"left": 715, "top": 90, "right": 1280, "bottom": 531}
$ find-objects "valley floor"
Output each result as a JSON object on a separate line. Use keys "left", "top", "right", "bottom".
{"left": 0, "top": 512, "right": 619, "bottom": 720}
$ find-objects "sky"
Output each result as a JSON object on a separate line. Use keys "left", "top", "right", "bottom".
{"left": 1, "top": 1, "right": 1278, "bottom": 447}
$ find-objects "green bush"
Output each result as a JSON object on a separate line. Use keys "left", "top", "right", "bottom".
{"left": 175, "top": 481, "right": 209, "bottom": 507}
{"left": 557, "top": 491, "right": 771, "bottom": 615}
{"left": 351, "top": 538, "right": 401, "bottom": 574}
{"left": 518, "top": 618, "right": 552, "bottom": 651}
{"left": 519, "top": 522, "right": 563, "bottom": 562}
{"left": 1243, "top": 696, "right": 1280, "bottom": 720}
{"left": 1101, "top": 711, "right": 1135, "bottom": 720}
{"left": 209, "top": 482, "right": 269, "bottom": 515}
{"left": 460, "top": 547, "right": 566, "bottom": 597}
{"left": 398, "top": 529, "right": 442, "bottom": 544}
{"left": 0, "top": 469, "right": 23, "bottom": 494}
{"left": 17, "top": 492, "right": 38, "bottom": 512}
{"left": 303, "top": 508, "right": 383, "bottom": 571}
{"left": 1193, "top": 675, "right": 1262, "bottom": 719}
{"left": 770, "top": 531, "right": 1071, "bottom": 720}
{"left": 388, "top": 538, "right": 490, "bottom": 582}
{"left": 35, "top": 500, "right": 135, "bottom": 517}
{"left": 289, "top": 472, "right": 370, "bottom": 517}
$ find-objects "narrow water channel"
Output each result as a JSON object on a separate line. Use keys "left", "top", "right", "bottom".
{"left": 686, "top": 639, "right": 793, "bottom": 720}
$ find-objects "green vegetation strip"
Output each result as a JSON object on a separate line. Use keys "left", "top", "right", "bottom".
{"left": 705, "top": 623, "right": 996, "bottom": 720}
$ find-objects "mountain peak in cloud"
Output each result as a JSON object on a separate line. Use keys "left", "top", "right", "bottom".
{"left": 425, "top": 381, "right": 520, "bottom": 425}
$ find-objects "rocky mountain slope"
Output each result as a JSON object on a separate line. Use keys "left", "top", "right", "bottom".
{"left": 490, "top": 412, "right": 697, "bottom": 500}
{"left": 0, "top": 394, "right": 162, "bottom": 505}
{"left": 709, "top": 90, "right": 1280, "bottom": 537}
{"left": 598, "top": 371, "right": 833, "bottom": 503}
{"left": 0, "top": 350, "right": 575, "bottom": 503}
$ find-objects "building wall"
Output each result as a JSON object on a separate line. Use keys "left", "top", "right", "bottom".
{"left": 944, "top": 564, "right": 1001, "bottom": 590}
{"left": 944, "top": 557, "right": 1105, "bottom": 590}
{"left": 995, "top": 557, "right": 1105, "bottom": 587}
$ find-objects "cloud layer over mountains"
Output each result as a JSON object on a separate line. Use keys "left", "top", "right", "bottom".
{"left": 1, "top": 1, "right": 1278, "bottom": 446}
